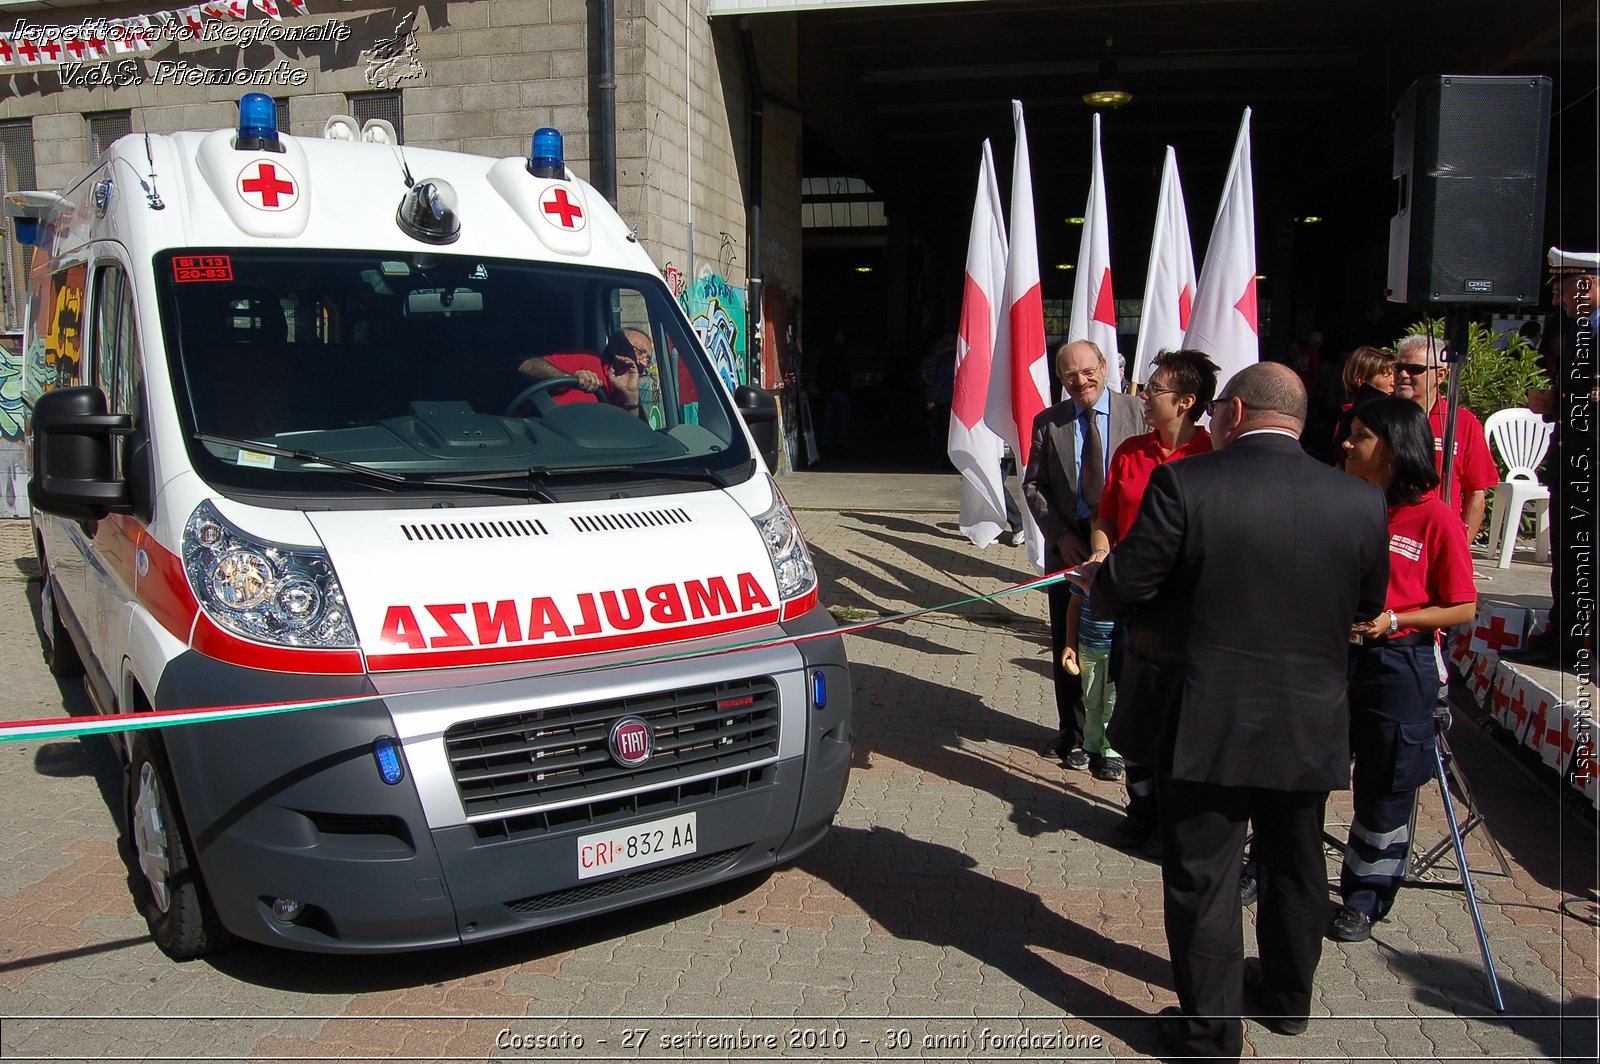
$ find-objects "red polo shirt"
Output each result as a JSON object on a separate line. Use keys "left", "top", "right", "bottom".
{"left": 1427, "top": 400, "right": 1498, "bottom": 518}
{"left": 1098, "top": 427, "right": 1212, "bottom": 543}
{"left": 1384, "top": 496, "right": 1478, "bottom": 638}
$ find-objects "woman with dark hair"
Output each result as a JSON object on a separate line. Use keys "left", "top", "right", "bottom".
{"left": 1330, "top": 396, "right": 1477, "bottom": 943}
{"left": 1088, "top": 348, "right": 1218, "bottom": 828}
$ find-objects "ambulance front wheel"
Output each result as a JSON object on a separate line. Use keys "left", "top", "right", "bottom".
{"left": 505, "top": 375, "right": 582, "bottom": 417}
{"left": 128, "top": 734, "right": 227, "bottom": 959}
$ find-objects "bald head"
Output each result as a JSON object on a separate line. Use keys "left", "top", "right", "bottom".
{"left": 1211, "top": 363, "right": 1306, "bottom": 447}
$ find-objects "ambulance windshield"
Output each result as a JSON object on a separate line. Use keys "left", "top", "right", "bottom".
{"left": 159, "top": 250, "right": 751, "bottom": 495}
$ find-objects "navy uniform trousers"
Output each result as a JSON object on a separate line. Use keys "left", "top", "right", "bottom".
{"left": 1341, "top": 640, "right": 1439, "bottom": 920}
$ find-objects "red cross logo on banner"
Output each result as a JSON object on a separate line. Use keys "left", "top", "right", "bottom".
{"left": 1474, "top": 613, "right": 1521, "bottom": 652}
{"left": 237, "top": 162, "right": 299, "bottom": 212}
{"left": 1507, "top": 688, "right": 1530, "bottom": 734}
{"left": 37, "top": 39, "right": 62, "bottom": 63}
{"left": 63, "top": 38, "right": 87, "bottom": 61}
{"left": 1548, "top": 712, "right": 1575, "bottom": 765}
{"left": 540, "top": 187, "right": 586, "bottom": 231}
{"left": 15, "top": 37, "right": 39, "bottom": 64}
{"left": 0, "top": 36, "right": 15, "bottom": 66}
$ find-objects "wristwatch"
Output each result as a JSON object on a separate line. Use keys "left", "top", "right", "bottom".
{"left": 1386, "top": 609, "right": 1400, "bottom": 634}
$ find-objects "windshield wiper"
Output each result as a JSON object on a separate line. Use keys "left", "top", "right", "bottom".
{"left": 198, "top": 434, "right": 557, "bottom": 500}
{"left": 195, "top": 433, "right": 406, "bottom": 486}
{"left": 526, "top": 463, "right": 732, "bottom": 488}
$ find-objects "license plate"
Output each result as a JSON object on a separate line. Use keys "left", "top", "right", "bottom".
{"left": 577, "top": 812, "right": 697, "bottom": 880}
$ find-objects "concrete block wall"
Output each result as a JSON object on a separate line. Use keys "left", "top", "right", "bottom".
{"left": 0, "top": 0, "right": 799, "bottom": 300}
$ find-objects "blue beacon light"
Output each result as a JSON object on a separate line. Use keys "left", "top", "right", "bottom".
{"left": 372, "top": 736, "right": 406, "bottom": 785}
{"left": 528, "top": 128, "right": 565, "bottom": 178}
{"left": 236, "top": 93, "right": 282, "bottom": 152}
{"left": 811, "top": 670, "right": 828, "bottom": 710}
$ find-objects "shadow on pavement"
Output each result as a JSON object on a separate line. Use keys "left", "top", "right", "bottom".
{"left": 800, "top": 825, "right": 1167, "bottom": 1055}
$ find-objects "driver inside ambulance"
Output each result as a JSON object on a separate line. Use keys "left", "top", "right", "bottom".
{"left": 516, "top": 329, "right": 650, "bottom": 413}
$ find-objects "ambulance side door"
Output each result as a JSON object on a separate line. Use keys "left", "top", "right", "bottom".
{"left": 80, "top": 256, "right": 144, "bottom": 711}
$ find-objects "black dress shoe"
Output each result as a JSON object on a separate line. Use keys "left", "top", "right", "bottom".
{"left": 1064, "top": 747, "right": 1092, "bottom": 770}
{"left": 1110, "top": 812, "right": 1156, "bottom": 848}
{"left": 1327, "top": 904, "right": 1373, "bottom": 942}
{"left": 1036, "top": 729, "right": 1071, "bottom": 759}
{"left": 1243, "top": 958, "right": 1309, "bottom": 1035}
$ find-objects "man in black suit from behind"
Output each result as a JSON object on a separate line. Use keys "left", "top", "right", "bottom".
{"left": 1071, "top": 363, "right": 1389, "bottom": 1058}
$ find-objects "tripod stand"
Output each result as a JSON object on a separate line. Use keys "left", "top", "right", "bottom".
{"left": 1407, "top": 710, "right": 1507, "bottom": 1011}
{"left": 1405, "top": 719, "right": 1512, "bottom": 884}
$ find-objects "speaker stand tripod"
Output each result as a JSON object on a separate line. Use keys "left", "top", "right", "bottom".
{"left": 1404, "top": 723, "right": 1512, "bottom": 885}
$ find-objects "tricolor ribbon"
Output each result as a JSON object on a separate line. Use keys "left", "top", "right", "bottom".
{"left": 1, "top": 572, "right": 1070, "bottom": 745}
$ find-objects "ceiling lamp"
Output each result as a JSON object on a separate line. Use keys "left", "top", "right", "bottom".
{"left": 1083, "top": 34, "right": 1133, "bottom": 109}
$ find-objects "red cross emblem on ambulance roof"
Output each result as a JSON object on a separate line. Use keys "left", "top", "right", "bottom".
{"left": 237, "top": 161, "right": 300, "bottom": 212}
{"left": 540, "top": 187, "right": 586, "bottom": 231}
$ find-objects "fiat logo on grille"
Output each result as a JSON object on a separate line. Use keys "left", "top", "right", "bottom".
{"left": 608, "top": 716, "right": 653, "bottom": 767}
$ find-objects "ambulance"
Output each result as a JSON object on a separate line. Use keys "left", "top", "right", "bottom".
{"left": 11, "top": 95, "right": 851, "bottom": 958}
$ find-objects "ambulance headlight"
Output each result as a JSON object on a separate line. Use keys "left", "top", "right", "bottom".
{"left": 183, "top": 501, "right": 357, "bottom": 648}
{"left": 752, "top": 493, "right": 816, "bottom": 602}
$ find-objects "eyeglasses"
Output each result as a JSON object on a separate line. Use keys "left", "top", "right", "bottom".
{"left": 1205, "top": 398, "right": 1231, "bottom": 417}
{"left": 1393, "top": 362, "right": 1432, "bottom": 376}
{"left": 1142, "top": 384, "right": 1181, "bottom": 398}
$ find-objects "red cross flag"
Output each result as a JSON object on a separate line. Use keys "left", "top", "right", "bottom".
{"left": 1132, "top": 146, "right": 1198, "bottom": 388}
{"left": 1183, "top": 107, "right": 1259, "bottom": 393}
{"left": 254, "top": 0, "right": 284, "bottom": 19}
{"left": 0, "top": 35, "right": 14, "bottom": 68}
{"left": 540, "top": 187, "right": 586, "bottom": 231}
{"left": 987, "top": 100, "right": 1052, "bottom": 574}
{"left": 1068, "top": 112, "right": 1121, "bottom": 392}
{"left": 949, "top": 140, "right": 1010, "bottom": 549}
{"left": 237, "top": 161, "right": 299, "bottom": 211}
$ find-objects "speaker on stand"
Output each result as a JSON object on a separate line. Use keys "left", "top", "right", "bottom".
{"left": 1381, "top": 74, "right": 1552, "bottom": 1014}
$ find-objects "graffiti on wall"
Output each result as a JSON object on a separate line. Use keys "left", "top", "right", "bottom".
{"left": 683, "top": 268, "right": 746, "bottom": 393}
{"left": 0, "top": 339, "right": 26, "bottom": 516}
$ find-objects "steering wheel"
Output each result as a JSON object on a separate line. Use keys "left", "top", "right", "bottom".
{"left": 505, "top": 375, "right": 582, "bottom": 417}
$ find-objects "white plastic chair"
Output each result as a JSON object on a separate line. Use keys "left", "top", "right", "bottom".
{"left": 1483, "top": 407, "right": 1552, "bottom": 569}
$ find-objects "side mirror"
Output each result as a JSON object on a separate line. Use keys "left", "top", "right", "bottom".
{"left": 734, "top": 385, "right": 780, "bottom": 471}
{"left": 29, "top": 386, "right": 134, "bottom": 521}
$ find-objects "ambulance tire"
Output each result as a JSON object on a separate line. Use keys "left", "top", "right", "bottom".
{"left": 40, "top": 569, "right": 84, "bottom": 679}
{"left": 127, "top": 734, "right": 227, "bottom": 959}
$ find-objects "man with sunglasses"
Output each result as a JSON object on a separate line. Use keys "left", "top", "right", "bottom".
{"left": 1392, "top": 334, "right": 1497, "bottom": 547}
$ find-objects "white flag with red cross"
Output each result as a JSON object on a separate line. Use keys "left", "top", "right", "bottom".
{"left": 950, "top": 140, "right": 1010, "bottom": 549}
{"left": 986, "top": 100, "right": 1052, "bottom": 574}
{"left": 1068, "top": 111, "right": 1121, "bottom": 393}
{"left": 1183, "top": 108, "right": 1259, "bottom": 393}
{"left": 1133, "top": 146, "right": 1198, "bottom": 388}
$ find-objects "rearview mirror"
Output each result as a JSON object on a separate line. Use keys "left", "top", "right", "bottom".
{"left": 406, "top": 288, "right": 483, "bottom": 316}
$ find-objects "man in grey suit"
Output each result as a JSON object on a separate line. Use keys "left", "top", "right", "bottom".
{"left": 1072, "top": 364, "right": 1389, "bottom": 1059}
{"left": 1022, "top": 339, "right": 1143, "bottom": 768}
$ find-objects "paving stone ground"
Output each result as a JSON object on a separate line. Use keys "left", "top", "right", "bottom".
{"left": 0, "top": 502, "right": 1596, "bottom": 1062}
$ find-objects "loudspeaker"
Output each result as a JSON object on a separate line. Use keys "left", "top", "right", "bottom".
{"left": 1387, "top": 75, "right": 1551, "bottom": 305}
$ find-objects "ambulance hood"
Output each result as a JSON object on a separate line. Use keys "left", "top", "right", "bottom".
{"left": 303, "top": 491, "right": 784, "bottom": 673}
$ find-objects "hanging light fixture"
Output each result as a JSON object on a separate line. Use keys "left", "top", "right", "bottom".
{"left": 1083, "top": 34, "right": 1133, "bottom": 109}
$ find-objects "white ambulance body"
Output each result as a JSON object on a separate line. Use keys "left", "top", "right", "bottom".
{"left": 15, "top": 99, "right": 850, "bottom": 957}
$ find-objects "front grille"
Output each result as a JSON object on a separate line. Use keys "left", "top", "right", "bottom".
{"left": 504, "top": 847, "right": 745, "bottom": 915}
{"left": 445, "top": 677, "right": 780, "bottom": 819}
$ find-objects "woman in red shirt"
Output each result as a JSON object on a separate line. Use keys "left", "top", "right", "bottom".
{"left": 1091, "top": 348, "right": 1219, "bottom": 553}
{"left": 1330, "top": 396, "right": 1477, "bottom": 943}
{"left": 1089, "top": 349, "right": 1218, "bottom": 847}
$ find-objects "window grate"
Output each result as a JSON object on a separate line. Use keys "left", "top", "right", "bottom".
{"left": 86, "top": 111, "right": 132, "bottom": 161}
{"left": 349, "top": 91, "right": 404, "bottom": 143}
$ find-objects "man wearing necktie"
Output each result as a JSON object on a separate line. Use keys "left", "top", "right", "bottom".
{"left": 1023, "top": 339, "right": 1143, "bottom": 767}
